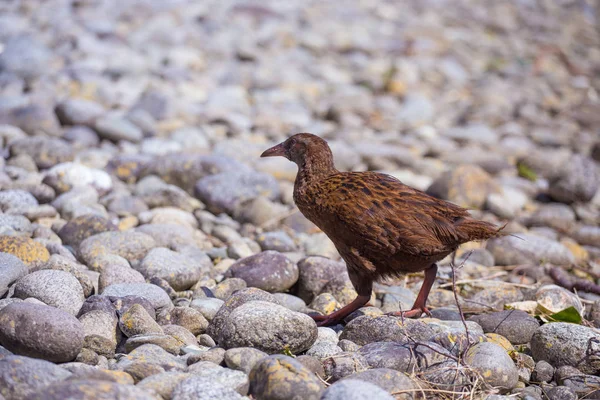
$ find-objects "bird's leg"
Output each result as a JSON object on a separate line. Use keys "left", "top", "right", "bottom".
{"left": 310, "top": 274, "right": 372, "bottom": 327}
{"left": 387, "top": 263, "right": 438, "bottom": 319}
{"left": 310, "top": 294, "right": 371, "bottom": 327}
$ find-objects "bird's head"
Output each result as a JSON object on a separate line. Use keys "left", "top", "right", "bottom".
{"left": 260, "top": 133, "right": 332, "bottom": 166}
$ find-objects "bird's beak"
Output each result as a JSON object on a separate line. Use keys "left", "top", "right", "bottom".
{"left": 260, "top": 142, "right": 287, "bottom": 158}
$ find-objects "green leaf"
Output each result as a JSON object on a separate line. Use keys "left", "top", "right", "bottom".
{"left": 547, "top": 306, "right": 582, "bottom": 324}
{"left": 517, "top": 162, "right": 537, "bottom": 181}
{"left": 282, "top": 346, "right": 295, "bottom": 357}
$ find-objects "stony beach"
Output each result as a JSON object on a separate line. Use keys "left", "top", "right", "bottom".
{"left": 0, "top": 0, "right": 599, "bottom": 399}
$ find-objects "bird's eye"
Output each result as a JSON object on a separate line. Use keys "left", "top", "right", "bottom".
{"left": 289, "top": 138, "right": 297, "bottom": 147}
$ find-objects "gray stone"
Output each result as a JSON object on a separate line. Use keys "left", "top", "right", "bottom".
{"left": 549, "top": 154, "right": 600, "bottom": 203}
{"left": 0, "top": 252, "right": 27, "bottom": 297}
{"left": 257, "top": 231, "right": 297, "bottom": 252}
{"left": 125, "top": 334, "right": 181, "bottom": 355}
{"left": 207, "top": 287, "right": 280, "bottom": 339}
{"left": 531, "top": 322, "right": 600, "bottom": 375}
{"left": 188, "top": 365, "right": 249, "bottom": 395}
{"left": 98, "top": 263, "right": 146, "bottom": 293}
{"left": 59, "top": 214, "right": 118, "bottom": 249}
{"left": 13, "top": 269, "right": 84, "bottom": 316}
{"left": 0, "top": 214, "right": 33, "bottom": 236}
{"left": 465, "top": 342, "right": 519, "bottom": 392}
{"left": 194, "top": 169, "right": 280, "bottom": 215}
{"left": 116, "top": 344, "right": 185, "bottom": 371}
{"left": 157, "top": 306, "right": 208, "bottom": 336}
{"left": 79, "top": 310, "right": 119, "bottom": 357}
{"left": 0, "top": 303, "right": 84, "bottom": 363}
{"left": 468, "top": 310, "right": 540, "bottom": 345}
{"left": 94, "top": 115, "right": 143, "bottom": 143}
{"left": 341, "top": 368, "right": 419, "bottom": 396}
{"left": 321, "top": 379, "right": 394, "bottom": 400}
{"left": 136, "top": 223, "right": 209, "bottom": 250}
{"left": 272, "top": 293, "right": 307, "bottom": 312}
{"left": 78, "top": 231, "right": 156, "bottom": 266}
{"left": 10, "top": 137, "right": 74, "bottom": 169}
{"left": 27, "top": 379, "right": 161, "bottom": 400}
{"left": 249, "top": 355, "right": 324, "bottom": 400}
{"left": 0, "top": 35, "right": 51, "bottom": 79}
{"left": 532, "top": 360, "right": 554, "bottom": 383}
{"left": 305, "top": 342, "right": 342, "bottom": 359}
{"left": 546, "top": 386, "right": 577, "bottom": 400}
{"left": 295, "top": 256, "right": 348, "bottom": 303}
{"left": 225, "top": 251, "right": 299, "bottom": 293}
{"left": 219, "top": 301, "right": 317, "bottom": 354}
{"left": 487, "top": 234, "right": 574, "bottom": 266}
{"left": 42, "top": 255, "right": 95, "bottom": 298}
{"left": 189, "top": 297, "right": 224, "bottom": 322}
{"left": 138, "top": 248, "right": 206, "bottom": 291}
{"left": 0, "top": 189, "right": 38, "bottom": 212}
{"left": 119, "top": 303, "right": 163, "bottom": 337}
{"left": 536, "top": 284, "right": 583, "bottom": 315}
{"left": 339, "top": 315, "right": 435, "bottom": 346}
{"left": 162, "top": 324, "right": 198, "bottom": 347}
{"left": 102, "top": 283, "right": 172, "bottom": 313}
{"left": 224, "top": 347, "right": 269, "bottom": 374}
{"left": 0, "top": 355, "right": 72, "bottom": 400}
{"left": 137, "top": 371, "right": 191, "bottom": 400}
{"left": 55, "top": 99, "right": 105, "bottom": 126}
{"left": 573, "top": 225, "right": 600, "bottom": 247}
{"left": 172, "top": 375, "right": 245, "bottom": 400}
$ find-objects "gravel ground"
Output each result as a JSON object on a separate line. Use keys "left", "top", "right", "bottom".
{"left": 0, "top": 1, "right": 599, "bottom": 399}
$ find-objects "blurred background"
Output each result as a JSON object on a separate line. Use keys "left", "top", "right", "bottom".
{"left": 0, "top": 1, "right": 599, "bottom": 271}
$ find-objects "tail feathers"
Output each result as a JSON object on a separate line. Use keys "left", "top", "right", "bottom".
{"left": 455, "top": 218, "right": 506, "bottom": 242}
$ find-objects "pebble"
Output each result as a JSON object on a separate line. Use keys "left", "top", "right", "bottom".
{"left": 487, "top": 234, "right": 575, "bottom": 266}
{"left": 119, "top": 303, "right": 163, "bottom": 337}
{"left": 249, "top": 355, "right": 324, "bottom": 400}
{"left": 55, "top": 99, "right": 105, "bottom": 126}
{"left": 94, "top": 115, "right": 144, "bottom": 143}
{"left": 138, "top": 248, "right": 207, "bottom": 291}
{"left": 13, "top": 269, "right": 85, "bottom": 315}
{"left": 536, "top": 284, "right": 583, "bottom": 314}
{"left": 465, "top": 342, "right": 519, "bottom": 392}
{"left": 172, "top": 375, "right": 246, "bottom": 400}
{"left": 101, "top": 283, "right": 172, "bottom": 313}
{"left": 79, "top": 310, "right": 119, "bottom": 357}
{"left": 0, "top": 235, "right": 49, "bottom": 266}
{"left": 257, "top": 231, "right": 297, "bottom": 252}
{"left": 0, "top": 252, "right": 27, "bottom": 297}
{"left": 137, "top": 372, "right": 191, "bottom": 400}
{"left": 218, "top": 301, "right": 317, "bottom": 354}
{"left": 225, "top": 251, "right": 298, "bottom": 293}
{"left": 116, "top": 344, "right": 185, "bottom": 372}
{"left": 469, "top": 310, "right": 540, "bottom": 345}
{"left": 321, "top": 379, "right": 394, "bottom": 400}
{"left": 0, "top": 355, "right": 72, "bottom": 400}
{"left": 341, "top": 368, "right": 419, "bottom": 396}
{"left": 194, "top": 170, "right": 280, "bottom": 215}
{"left": 98, "top": 263, "right": 146, "bottom": 293}
{"left": 188, "top": 364, "right": 249, "bottom": 395}
{"left": 28, "top": 379, "right": 160, "bottom": 400}
{"left": 78, "top": 231, "right": 156, "bottom": 265}
{"left": 339, "top": 315, "right": 435, "bottom": 346}
{"left": 295, "top": 256, "right": 347, "bottom": 303}
{"left": 224, "top": 347, "right": 269, "bottom": 374}
{"left": 157, "top": 306, "right": 208, "bottom": 336}
{"left": 0, "top": 303, "right": 84, "bottom": 362}
{"left": 548, "top": 154, "right": 600, "bottom": 203}
{"left": 531, "top": 322, "right": 600, "bottom": 375}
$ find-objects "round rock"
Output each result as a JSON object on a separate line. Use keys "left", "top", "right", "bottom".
{"left": 340, "top": 315, "right": 435, "bottom": 346}
{"left": 465, "top": 342, "right": 519, "bottom": 392}
{"left": 249, "top": 355, "right": 324, "bottom": 400}
{"left": 138, "top": 248, "right": 206, "bottom": 291}
{"left": 0, "top": 252, "right": 27, "bottom": 297}
{"left": 78, "top": 231, "right": 156, "bottom": 266}
{"left": 224, "top": 347, "right": 269, "bottom": 374}
{"left": 172, "top": 375, "right": 245, "bottom": 400}
{"left": 58, "top": 214, "right": 118, "bottom": 248}
{"left": 0, "top": 235, "right": 49, "bottom": 266}
{"left": 321, "top": 379, "right": 394, "bottom": 400}
{"left": 341, "top": 368, "right": 420, "bottom": 396}
{"left": 13, "top": 269, "right": 85, "bottom": 316}
{"left": 468, "top": 310, "right": 540, "bottom": 345}
{"left": 102, "top": 283, "right": 172, "bottom": 313}
{"left": 218, "top": 301, "right": 317, "bottom": 354}
{"left": 0, "top": 355, "right": 72, "bottom": 400}
{"left": 531, "top": 322, "right": 600, "bottom": 375}
{"left": 28, "top": 379, "right": 160, "bottom": 400}
{"left": 0, "top": 302, "right": 84, "bottom": 362}
{"left": 225, "top": 251, "right": 299, "bottom": 292}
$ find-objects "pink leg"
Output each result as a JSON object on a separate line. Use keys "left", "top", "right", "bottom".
{"left": 387, "top": 264, "right": 438, "bottom": 319}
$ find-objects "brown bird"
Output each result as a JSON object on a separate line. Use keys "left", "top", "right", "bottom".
{"left": 261, "top": 133, "right": 503, "bottom": 326}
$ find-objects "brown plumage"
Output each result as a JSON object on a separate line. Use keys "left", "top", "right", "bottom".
{"left": 261, "top": 133, "right": 503, "bottom": 326}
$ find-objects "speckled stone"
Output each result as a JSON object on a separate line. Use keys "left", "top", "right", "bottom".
{"left": 58, "top": 214, "right": 118, "bottom": 248}
{"left": 78, "top": 231, "right": 156, "bottom": 266}
{"left": 27, "top": 379, "right": 161, "bottom": 400}
{"left": 249, "top": 355, "right": 324, "bottom": 400}
{"left": 0, "top": 235, "right": 50, "bottom": 266}
{"left": 0, "top": 355, "right": 72, "bottom": 400}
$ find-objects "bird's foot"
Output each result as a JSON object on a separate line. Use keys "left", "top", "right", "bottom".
{"left": 386, "top": 306, "right": 431, "bottom": 320}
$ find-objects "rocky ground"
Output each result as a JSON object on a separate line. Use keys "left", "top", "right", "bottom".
{"left": 0, "top": 0, "right": 599, "bottom": 399}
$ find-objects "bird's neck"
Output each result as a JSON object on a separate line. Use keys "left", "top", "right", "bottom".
{"left": 295, "top": 155, "right": 337, "bottom": 188}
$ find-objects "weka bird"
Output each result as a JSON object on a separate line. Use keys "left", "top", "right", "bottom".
{"left": 261, "top": 133, "right": 502, "bottom": 326}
